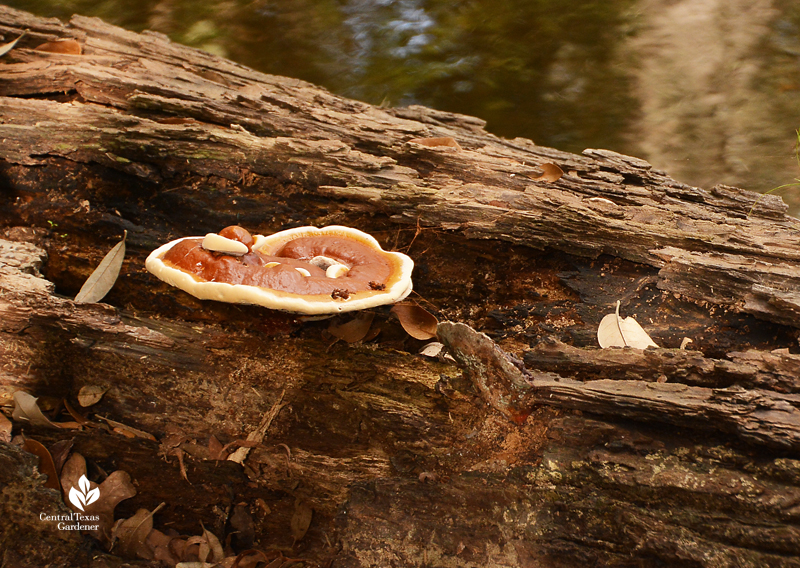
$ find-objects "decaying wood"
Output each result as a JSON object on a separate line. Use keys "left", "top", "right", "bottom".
{"left": 2, "top": 5, "right": 800, "bottom": 567}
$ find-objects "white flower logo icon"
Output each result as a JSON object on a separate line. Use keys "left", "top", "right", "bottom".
{"left": 68, "top": 474, "right": 100, "bottom": 512}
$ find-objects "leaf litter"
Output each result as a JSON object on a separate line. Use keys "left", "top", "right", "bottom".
{"left": 12, "top": 390, "right": 66, "bottom": 428}
{"left": 23, "top": 438, "right": 61, "bottom": 490}
{"left": 75, "top": 230, "right": 127, "bottom": 304}
{"left": 529, "top": 162, "right": 563, "bottom": 183}
{"left": 60, "top": 452, "right": 137, "bottom": 545}
{"left": 78, "top": 385, "right": 108, "bottom": 407}
{"left": 597, "top": 300, "right": 658, "bottom": 349}
{"left": 326, "top": 311, "right": 375, "bottom": 344}
{"left": 0, "top": 31, "right": 26, "bottom": 58}
{"left": 390, "top": 302, "right": 439, "bottom": 340}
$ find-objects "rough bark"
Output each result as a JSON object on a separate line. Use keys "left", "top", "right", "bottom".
{"left": 2, "top": 6, "right": 800, "bottom": 568}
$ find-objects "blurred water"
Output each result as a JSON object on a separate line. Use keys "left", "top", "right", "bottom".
{"left": 9, "top": 0, "right": 800, "bottom": 214}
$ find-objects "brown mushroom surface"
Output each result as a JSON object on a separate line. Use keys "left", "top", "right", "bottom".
{"left": 146, "top": 226, "right": 414, "bottom": 314}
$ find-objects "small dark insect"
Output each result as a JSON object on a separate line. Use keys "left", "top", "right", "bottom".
{"left": 331, "top": 288, "right": 350, "bottom": 300}
{"left": 368, "top": 281, "right": 386, "bottom": 291}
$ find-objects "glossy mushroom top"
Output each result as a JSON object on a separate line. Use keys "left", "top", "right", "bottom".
{"left": 145, "top": 225, "right": 414, "bottom": 314}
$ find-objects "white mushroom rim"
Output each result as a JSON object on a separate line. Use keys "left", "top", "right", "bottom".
{"left": 145, "top": 225, "right": 414, "bottom": 315}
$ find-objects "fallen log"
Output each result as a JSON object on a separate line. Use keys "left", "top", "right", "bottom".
{"left": 2, "top": 5, "right": 800, "bottom": 567}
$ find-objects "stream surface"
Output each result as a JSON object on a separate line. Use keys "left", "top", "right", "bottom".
{"left": 11, "top": 0, "right": 800, "bottom": 214}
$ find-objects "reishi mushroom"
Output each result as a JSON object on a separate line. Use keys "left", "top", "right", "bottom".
{"left": 145, "top": 225, "right": 414, "bottom": 315}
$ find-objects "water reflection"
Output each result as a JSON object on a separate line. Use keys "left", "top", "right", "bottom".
{"left": 8, "top": 0, "right": 800, "bottom": 213}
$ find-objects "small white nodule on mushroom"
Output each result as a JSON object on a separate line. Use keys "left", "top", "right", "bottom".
{"left": 264, "top": 262, "right": 281, "bottom": 268}
{"left": 311, "top": 255, "right": 349, "bottom": 278}
{"left": 310, "top": 256, "right": 339, "bottom": 270}
{"left": 325, "top": 264, "right": 349, "bottom": 278}
{"left": 295, "top": 267, "right": 311, "bottom": 277}
{"left": 202, "top": 233, "right": 249, "bottom": 255}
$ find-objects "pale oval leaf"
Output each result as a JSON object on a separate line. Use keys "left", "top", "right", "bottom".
{"left": 75, "top": 231, "right": 127, "bottom": 304}
{"left": 597, "top": 301, "right": 658, "bottom": 349}
{"left": 419, "top": 342, "right": 445, "bottom": 358}
{"left": 0, "top": 31, "right": 26, "bottom": 58}
{"left": 78, "top": 385, "right": 108, "bottom": 407}
{"left": 290, "top": 499, "right": 313, "bottom": 543}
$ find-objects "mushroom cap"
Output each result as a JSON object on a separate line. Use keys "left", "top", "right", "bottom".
{"left": 145, "top": 226, "right": 414, "bottom": 315}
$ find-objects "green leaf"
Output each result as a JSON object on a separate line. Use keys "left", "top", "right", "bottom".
{"left": 75, "top": 231, "right": 127, "bottom": 304}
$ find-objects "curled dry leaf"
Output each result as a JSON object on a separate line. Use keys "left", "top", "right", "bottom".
{"left": 390, "top": 302, "right": 439, "bottom": 340}
{"left": 112, "top": 508, "right": 157, "bottom": 560}
{"left": 408, "top": 136, "right": 462, "bottom": 150}
{"left": 0, "top": 31, "right": 26, "bottom": 58}
{"left": 680, "top": 337, "right": 693, "bottom": 350}
{"left": 63, "top": 399, "right": 89, "bottom": 425}
{"left": 61, "top": 452, "right": 137, "bottom": 544}
{"left": 12, "top": 390, "right": 60, "bottom": 428}
{"left": 75, "top": 230, "right": 127, "bottom": 304}
{"left": 23, "top": 438, "right": 61, "bottom": 491}
{"left": 418, "top": 341, "right": 445, "bottom": 358}
{"left": 78, "top": 385, "right": 108, "bottom": 407}
{"left": 327, "top": 311, "right": 375, "bottom": 343}
{"left": 185, "top": 524, "right": 225, "bottom": 564}
{"left": 145, "top": 528, "right": 181, "bottom": 566}
{"left": 290, "top": 499, "right": 313, "bottom": 544}
{"left": 34, "top": 39, "right": 82, "bottom": 55}
{"left": 531, "top": 162, "right": 563, "bottom": 183}
{"left": 597, "top": 301, "right": 658, "bottom": 349}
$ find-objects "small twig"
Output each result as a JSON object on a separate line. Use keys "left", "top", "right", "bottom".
{"left": 227, "top": 390, "right": 287, "bottom": 464}
{"left": 276, "top": 442, "right": 292, "bottom": 477}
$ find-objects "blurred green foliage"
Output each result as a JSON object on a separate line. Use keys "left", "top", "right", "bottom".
{"left": 6, "top": 0, "right": 639, "bottom": 153}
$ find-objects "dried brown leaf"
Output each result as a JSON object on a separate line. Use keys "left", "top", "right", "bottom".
{"left": 96, "top": 415, "right": 156, "bottom": 441}
{"left": 12, "top": 391, "right": 59, "bottom": 428}
{"left": 78, "top": 385, "right": 108, "bottom": 407}
{"left": 531, "top": 162, "right": 563, "bottom": 183}
{"left": 146, "top": 528, "right": 181, "bottom": 566}
{"left": 61, "top": 452, "right": 137, "bottom": 544}
{"left": 34, "top": 39, "right": 82, "bottom": 55}
{"left": 185, "top": 525, "right": 224, "bottom": 563}
{"left": 23, "top": 438, "right": 60, "bottom": 491}
{"left": 290, "top": 499, "right": 313, "bottom": 544}
{"left": 408, "top": 136, "right": 462, "bottom": 150}
{"left": 0, "top": 412, "right": 11, "bottom": 442}
{"left": 390, "top": 302, "right": 439, "bottom": 340}
{"left": 50, "top": 438, "right": 75, "bottom": 473}
{"left": 327, "top": 312, "right": 375, "bottom": 343}
{"left": 207, "top": 435, "right": 226, "bottom": 460}
{"left": 0, "top": 31, "right": 26, "bottom": 58}
{"left": 63, "top": 399, "right": 89, "bottom": 425}
{"left": 112, "top": 508, "right": 156, "bottom": 560}
{"left": 231, "top": 550, "right": 270, "bottom": 568}
{"left": 75, "top": 230, "right": 126, "bottom": 304}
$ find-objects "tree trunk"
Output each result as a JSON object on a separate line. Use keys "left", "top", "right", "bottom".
{"left": 2, "top": 6, "right": 800, "bottom": 567}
